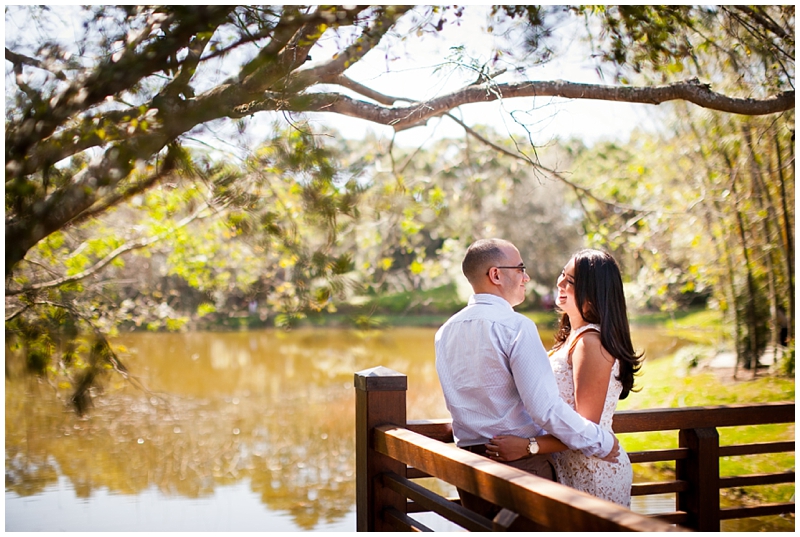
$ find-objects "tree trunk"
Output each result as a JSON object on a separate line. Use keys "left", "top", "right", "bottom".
{"left": 742, "top": 124, "right": 780, "bottom": 365}
{"left": 773, "top": 125, "right": 795, "bottom": 343}
{"left": 726, "top": 155, "right": 760, "bottom": 376}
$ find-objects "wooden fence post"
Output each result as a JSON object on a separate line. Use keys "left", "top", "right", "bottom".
{"left": 676, "top": 427, "right": 720, "bottom": 531}
{"left": 355, "top": 366, "right": 408, "bottom": 532}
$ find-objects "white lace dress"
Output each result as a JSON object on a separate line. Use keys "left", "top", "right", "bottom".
{"left": 549, "top": 324, "right": 632, "bottom": 507}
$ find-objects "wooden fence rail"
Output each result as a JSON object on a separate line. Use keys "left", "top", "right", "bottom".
{"left": 355, "top": 366, "right": 795, "bottom": 532}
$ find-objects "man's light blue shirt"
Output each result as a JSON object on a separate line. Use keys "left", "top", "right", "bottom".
{"left": 435, "top": 293, "right": 614, "bottom": 458}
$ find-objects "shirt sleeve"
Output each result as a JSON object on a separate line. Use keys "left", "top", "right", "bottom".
{"left": 506, "top": 317, "right": 615, "bottom": 458}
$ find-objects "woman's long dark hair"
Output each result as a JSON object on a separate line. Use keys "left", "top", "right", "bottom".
{"left": 553, "top": 249, "right": 643, "bottom": 399}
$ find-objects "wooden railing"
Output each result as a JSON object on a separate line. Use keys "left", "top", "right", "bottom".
{"left": 355, "top": 366, "right": 795, "bottom": 532}
{"left": 614, "top": 404, "right": 795, "bottom": 530}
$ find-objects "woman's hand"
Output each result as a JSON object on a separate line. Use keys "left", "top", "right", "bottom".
{"left": 486, "top": 435, "right": 530, "bottom": 462}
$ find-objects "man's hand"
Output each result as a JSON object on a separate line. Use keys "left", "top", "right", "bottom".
{"left": 598, "top": 435, "right": 620, "bottom": 463}
{"left": 486, "top": 435, "right": 529, "bottom": 462}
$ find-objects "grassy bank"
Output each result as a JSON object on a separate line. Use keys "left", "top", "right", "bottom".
{"left": 198, "top": 285, "right": 730, "bottom": 333}
{"left": 617, "top": 351, "right": 794, "bottom": 529}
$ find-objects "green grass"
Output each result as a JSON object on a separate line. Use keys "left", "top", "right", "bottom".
{"left": 665, "top": 308, "right": 725, "bottom": 330}
{"left": 358, "top": 283, "right": 464, "bottom": 315}
{"left": 617, "top": 355, "right": 795, "bottom": 509}
{"left": 522, "top": 310, "right": 560, "bottom": 329}
{"left": 629, "top": 306, "right": 724, "bottom": 329}
{"left": 629, "top": 308, "right": 728, "bottom": 345}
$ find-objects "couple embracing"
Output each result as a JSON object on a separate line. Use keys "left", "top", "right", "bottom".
{"left": 435, "top": 238, "right": 643, "bottom": 516}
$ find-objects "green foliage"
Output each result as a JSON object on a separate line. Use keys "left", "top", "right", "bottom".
{"left": 773, "top": 343, "right": 794, "bottom": 378}
{"left": 274, "top": 312, "right": 307, "bottom": 330}
{"left": 5, "top": 302, "right": 122, "bottom": 414}
{"left": 359, "top": 283, "right": 462, "bottom": 315}
{"left": 671, "top": 344, "right": 713, "bottom": 374}
{"left": 580, "top": 5, "right": 698, "bottom": 77}
{"left": 350, "top": 315, "right": 388, "bottom": 331}
{"left": 197, "top": 303, "right": 216, "bottom": 317}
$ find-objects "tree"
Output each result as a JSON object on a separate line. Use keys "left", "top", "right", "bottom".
{"left": 5, "top": 5, "right": 794, "bottom": 276}
{"left": 561, "top": 109, "right": 794, "bottom": 376}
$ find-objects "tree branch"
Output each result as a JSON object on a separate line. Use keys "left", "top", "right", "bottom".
{"left": 236, "top": 6, "right": 373, "bottom": 93}
{"left": 10, "top": 8, "right": 390, "bottom": 175}
{"left": 157, "top": 23, "right": 215, "bottom": 100}
{"left": 296, "top": 78, "right": 795, "bottom": 131}
{"left": 731, "top": 6, "right": 792, "bottom": 40}
{"left": 5, "top": 7, "right": 235, "bottom": 173}
{"left": 5, "top": 304, "right": 30, "bottom": 323}
{"left": 723, "top": 7, "right": 795, "bottom": 64}
{"left": 69, "top": 144, "right": 183, "bottom": 227}
{"left": 12, "top": 107, "right": 156, "bottom": 179}
{"left": 322, "top": 74, "right": 411, "bottom": 106}
{"left": 5, "top": 47, "right": 67, "bottom": 80}
{"left": 300, "top": 6, "right": 413, "bottom": 86}
{"left": 6, "top": 132, "right": 172, "bottom": 274}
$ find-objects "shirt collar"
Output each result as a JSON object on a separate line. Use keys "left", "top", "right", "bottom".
{"left": 468, "top": 293, "right": 514, "bottom": 310}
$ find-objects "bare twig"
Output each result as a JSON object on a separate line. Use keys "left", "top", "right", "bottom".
{"left": 5, "top": 304, "right": 30, "bottom": 323}
{"left": 444, "top": 112, "right": 643, "bottom": 213}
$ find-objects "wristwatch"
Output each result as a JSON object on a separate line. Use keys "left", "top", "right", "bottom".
{"left": 527, "top": 437, "right": 540, "bottom": 456}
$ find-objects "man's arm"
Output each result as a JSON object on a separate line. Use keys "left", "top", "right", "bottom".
{"left": 507, "top": 319, "right": 616, "bottom": 458}
{"left": 487, "top": 434, "right": 620, "bottom": 463}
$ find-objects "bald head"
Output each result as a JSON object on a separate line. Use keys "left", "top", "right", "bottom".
{"left": 462, "top": 238, "right": 516, "bottom": 285}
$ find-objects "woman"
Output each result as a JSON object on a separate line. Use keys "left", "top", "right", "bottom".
{"left": 486, "top": 249, "right": 643, "bottom": 507}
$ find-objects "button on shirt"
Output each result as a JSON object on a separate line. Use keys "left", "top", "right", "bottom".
{"left": 435, "top": 293, "right": 614, "bottom": 458}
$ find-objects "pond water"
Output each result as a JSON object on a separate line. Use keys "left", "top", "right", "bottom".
{"left": 1, "top": 325, "right": 745, "bottom": 531}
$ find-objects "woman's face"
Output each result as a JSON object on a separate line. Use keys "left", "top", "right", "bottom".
{"left": 556, "top": 258, "right": 578, "bottom": 317}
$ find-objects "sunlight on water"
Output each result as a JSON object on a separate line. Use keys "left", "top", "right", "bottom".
{"left": 5, "top": 475, "right": 356, "bottom": 532}
{"left": 631, "top": 493, "right": 676, "bottom": 515}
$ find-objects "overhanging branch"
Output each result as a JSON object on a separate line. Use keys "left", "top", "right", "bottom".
{"left": 298, "top": 78, "right": 795, "bottom": 131}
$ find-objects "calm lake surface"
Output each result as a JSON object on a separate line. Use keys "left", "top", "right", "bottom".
{"left": 3, "top": 325, "right": 716, "bottom": 531}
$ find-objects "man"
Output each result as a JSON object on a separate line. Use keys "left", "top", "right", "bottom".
{"left": 435, "top": 238, "right": 619, "bottom": 516}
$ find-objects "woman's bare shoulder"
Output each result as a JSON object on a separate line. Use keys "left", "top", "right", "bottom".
{"left": 572, "top": 331, "right": 613, "bottom": 364}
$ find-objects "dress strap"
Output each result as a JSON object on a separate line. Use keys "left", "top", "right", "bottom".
{"left": 567, "top": 324, "right": 601, "bottom": 354}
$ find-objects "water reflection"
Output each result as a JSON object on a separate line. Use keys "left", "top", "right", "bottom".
{"left": 6, "top": 326, "right": 699, "bottom": 531}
